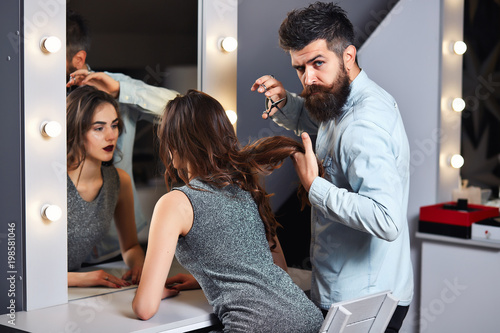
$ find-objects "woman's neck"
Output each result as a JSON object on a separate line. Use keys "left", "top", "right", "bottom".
{"left": 69, "top": 156, "right": 101, "bottom": 180}
{"left": 68, "top": 158, "right": 104, "bottom": 202}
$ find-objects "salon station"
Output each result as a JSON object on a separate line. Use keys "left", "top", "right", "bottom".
{"left": 1, "top": 0, "right": 499, "bottom": 332}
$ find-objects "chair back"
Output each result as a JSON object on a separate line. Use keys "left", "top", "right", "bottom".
{"left": 319, "top": 291, "right": 398, "bottom": 333}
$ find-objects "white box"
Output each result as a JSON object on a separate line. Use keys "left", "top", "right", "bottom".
{"left": 472, "top": 217, "right": 500, "bottom": 242}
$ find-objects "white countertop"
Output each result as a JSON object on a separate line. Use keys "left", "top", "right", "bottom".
{"left": 416, "top": 231, "right": 500, "bottom": 249}
{"left": 0, "top": 259, "right": 312, "bottom": 332}
{"left": 0, "top": 259, "right": 217, "bottom": 333}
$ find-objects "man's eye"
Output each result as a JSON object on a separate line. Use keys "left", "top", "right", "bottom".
{"left": 315, "top": 61, "right": 324, "bottom": 67}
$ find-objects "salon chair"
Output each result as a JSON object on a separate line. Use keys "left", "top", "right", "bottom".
{"left": 319, "top": 291, "right": 398, "bottom": 333}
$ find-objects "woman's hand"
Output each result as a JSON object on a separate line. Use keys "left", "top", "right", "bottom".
{"left": 122, "top": 264, "right": 143, "bottom": 285}
{"left": 68, "top": 270, "right": 131, "bottom": 288}
{"left": 162, "top": 287, "right": 180, "bottom": 299}
{"left": 165, "top": 273, "right": 200, "bottom": 291}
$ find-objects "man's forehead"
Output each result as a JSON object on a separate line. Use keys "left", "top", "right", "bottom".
{"left": 290, "top": 41, "right": 331, "bottom": 65}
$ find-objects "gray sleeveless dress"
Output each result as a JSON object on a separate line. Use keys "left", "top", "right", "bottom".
{"left": 67, "top": 165, "right": 120, "bottom": 271}
{"left": 175, "top": 179, "right": 323, "bottom": 333}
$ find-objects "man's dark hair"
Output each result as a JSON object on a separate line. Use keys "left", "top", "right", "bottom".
{"left": 66, "top": 9, "right": 91, "bottom": 61}
{"left": 279, "top": 2, "right": 355, "bottom": 57}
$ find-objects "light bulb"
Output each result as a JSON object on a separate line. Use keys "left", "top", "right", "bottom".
{"left": 40, "top": 36, "right": 62, "bottom": 53}
{"left": 451, "top": 98, "right": 466, "bottom": 112}
{"left": 220, "top": 37, "right": 238, "bottom": 53}
{"left": 450, "top": 154, "right": 464, "bottom": 169}
{"left": 452, "top": 41, "right": 467, "bottom": 55}
{"left": 41, "top": 121, "right": 62, "bottom": 138}
{"left": 41, "top": 204, "right": 62, "bottom": 222}
{"left": 226, "top": 110, "right": 237, "bottom": 125}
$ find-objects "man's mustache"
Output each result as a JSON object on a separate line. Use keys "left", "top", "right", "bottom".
{"left": 300, "top": 84, "right": 333, "bottom": 98}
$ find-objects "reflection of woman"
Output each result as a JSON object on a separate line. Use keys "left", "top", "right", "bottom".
{"left": 67, "top": 85, "right": 145, "bottom": 287}
{"left": 133, "top": 90, "right": 323, "bottom": 332}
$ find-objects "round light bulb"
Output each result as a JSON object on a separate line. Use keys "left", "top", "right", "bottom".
{"left": 40, "top": 36, "right": 62, "bottom": 53}
{"left": 41, "top": 121, "right": 62, "bottom": 138}
{"left": 451, "top": 98, "right": 466, "bottom": 112}
{"left": 41, "top": 204, "right": 62, "bottom": 222}
{"left": 450, "top": 154, "right": 464, "bottom": 169}
{"left": 452, "top": 41, "right": 467, "bottom": 55}
{"left": 220, "top": 37, "right": 238, "bottom": 53}
{"left": 226, "top": 110, "right": 237, "bottom": 125}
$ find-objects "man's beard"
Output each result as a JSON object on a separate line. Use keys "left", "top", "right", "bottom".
{"left": 300, "top": 65, "right": 351, "bottom": 123}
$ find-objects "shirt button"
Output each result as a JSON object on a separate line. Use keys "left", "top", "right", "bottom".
{"left": 394, "top": 102, "right": 398, "bottom": 108}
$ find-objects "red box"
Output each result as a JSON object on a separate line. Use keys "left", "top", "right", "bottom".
{"left": 420, "top": 202, "right": 499, "bottom": 226}
{"left": 419, "top": 202, "right": 499, "bottom": 238}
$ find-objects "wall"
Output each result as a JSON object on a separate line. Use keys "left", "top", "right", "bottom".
{"left": 359, "top": 1, "right": 448, "bottom": 331}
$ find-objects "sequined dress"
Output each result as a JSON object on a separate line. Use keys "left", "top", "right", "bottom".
{"left": 175, "top": 179, "right": 323, "bottom": 333}
{"left": 67, "top": 165, "right": 120, "bottom": 271}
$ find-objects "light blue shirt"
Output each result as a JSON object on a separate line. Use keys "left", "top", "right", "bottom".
{"left": 272, "top": 70, "right": 413, "bottom": 309}
{"left": 85, "top": 72, "right": 178, "bottom": 263}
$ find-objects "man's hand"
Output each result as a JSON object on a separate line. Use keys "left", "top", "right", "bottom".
{"left": 164, "top": 273, "right": 200, "bottom": 291}
{"left": 251, "top": 74, "right": 287, "bottom": 119}
{"left": 292, "top": 132, "right": 319, "bottom": 192}
{"left": 67, "top": 70, "right": 120, "bottom": 98}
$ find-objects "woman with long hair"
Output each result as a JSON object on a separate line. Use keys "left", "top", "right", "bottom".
{"left": 132, "top": 90, "right": 323, "bottom": 332}
{"left": 67, "top": 85, "right": 144, "bottom": 287}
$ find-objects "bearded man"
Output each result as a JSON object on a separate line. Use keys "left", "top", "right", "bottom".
{"left": 251, "top": 2, "right": 413, "bottom": 332}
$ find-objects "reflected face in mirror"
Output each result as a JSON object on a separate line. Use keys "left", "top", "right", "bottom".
{"left": 84, "top": 102, "right": 119, "bottom": 164}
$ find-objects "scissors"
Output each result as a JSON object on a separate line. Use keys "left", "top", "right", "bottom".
{"left": 260, "top": 81, "right": 286, "bottom": 118}
{"left": 263, "top": 97, "right": 287, "bottom": 118}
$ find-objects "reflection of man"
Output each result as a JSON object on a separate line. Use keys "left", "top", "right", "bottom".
{"left": 252, "top": 3, "right": 413, "bottom": 332}
{"left": 67, "top": 9, "right": 178, "bottom": 262}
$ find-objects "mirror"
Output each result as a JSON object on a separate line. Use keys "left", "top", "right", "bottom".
{"left": 67, "top": 0, "right": 198, "bottom": 186}
{"left": 460, "top": 0, "right": 500, "bottom": 201}
{"left": 66, "top": 0, "right": 198, "bottom": 298}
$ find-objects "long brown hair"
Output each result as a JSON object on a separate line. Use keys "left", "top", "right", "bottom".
{"left": 158, "top": 89, "right": 322, "bottom": 243}
{"left": 66, "top": 85, "right": 123, "bottom": 170}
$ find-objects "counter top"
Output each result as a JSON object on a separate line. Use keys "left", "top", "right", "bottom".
{"left": 416, "top": 231, "right": 500, "bottom": 249}
{"left": 0, "top": 260, "right": 312, "bottom": 332}
{"left": 1, "top": 287, "right": 216, "bottom": 333}
{"left": 0, "top": 259, "right": 217, "bottom": 333}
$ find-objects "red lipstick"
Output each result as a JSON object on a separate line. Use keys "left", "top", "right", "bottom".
{"left": 103, "top": 145, "right": 114, "bottom": 152}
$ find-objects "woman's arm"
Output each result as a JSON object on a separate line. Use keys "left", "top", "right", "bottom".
{"left": 114, "top": 168, "right": 145, "bottom": 284}
{"left": 132, "top": 190, "right": 194, "bottom": 320}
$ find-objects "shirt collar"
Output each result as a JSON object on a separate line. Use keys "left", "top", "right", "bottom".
{"left": 345, "top": 69, "right": 367, "bottom": 109}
